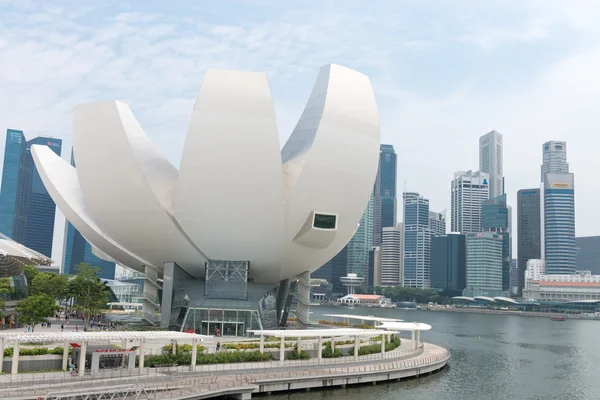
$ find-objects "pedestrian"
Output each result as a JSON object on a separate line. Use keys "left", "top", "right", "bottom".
{"left": 216, "top": 342, "right": 221, "bottom": 352}
{"left": 27, "top": 326, "right": 31, "bottom": 333}
{"left": 75, "top": 325, "right": 78, "bottom": 332}
{"left": 61, "top": 324, "right": 64, "bottom": 332}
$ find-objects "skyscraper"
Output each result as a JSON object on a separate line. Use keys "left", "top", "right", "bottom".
{"left": 479, "top": 130, "right": 503, "bottom": 199}
{"left": 63, "top": 222, "right": 116, "bottom": 279}
{"left": 575, "top": 236, "right": 600, "bottom": 275}
{"left": 543, "top": 173, "right": 576, "bottom": 274}
{"left": 311, "top": 246, "right": 347, "bottom": 296}
{"left": 429, "top": 210, "right": 446, "bottom": 236}
{"left": 346, "top": 193, "right": 373, "bottom": 284}
{"left": 541, "top": 141, "right": 569, "bottom": 181}
{"left": 368, "top": 246, "right": 381, "bottom": 286}
{"left": 0, "top": 129, "right": 26, "bottom": 236}
{"left": 451, "top": 170, "right": 489, "bottom": 234}
{"left": 402, "top": 192, "right": 431, "bottom": 288}
{"left": 431, "top": 233, "right": 466, "bottom": 297}
{"left": 482, "top": 194, "right": 510, "bottom": 291}
{"left": 509, "top": 259, "right": 518, "bottom": 295}
{"left": 517, "top": 188, "right": 541, "bottom": 294}
{"left": 0, "top": 131, "right": 61, "bottom": 257}
{"left": 373, "top": 144, "right": 397, "bottom": 246}
{"left": 62, "top": 150, "right": 116, "bottom": 279}
{"left": 464, "top": 232, "right": 503, "bottom": 297}
{"left": 381, "top": 224, "right": 402, "bottom": 286}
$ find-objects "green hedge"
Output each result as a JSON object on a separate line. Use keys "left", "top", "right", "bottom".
{"left": 3, "top": 347, "right": 71, "bottom": 357}
{"left": 358, "top": 335, "right": 401, "bottom": 356}
{"left": 222, "top": 342, "right": 293, "bottom": 350}
{"left": 141, "top": 350, "right": 272, "bottom": 367}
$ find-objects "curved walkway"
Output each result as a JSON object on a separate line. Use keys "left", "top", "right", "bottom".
{"left": 2, "top": 341, "right": 450, "bottom": 399}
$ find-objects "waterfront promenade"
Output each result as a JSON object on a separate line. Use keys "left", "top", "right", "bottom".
{"left": 2, "top": 340, "right": 449, "bottom": 400}
{"left": 426, "top": 306, "right": 600, "bottom": 320}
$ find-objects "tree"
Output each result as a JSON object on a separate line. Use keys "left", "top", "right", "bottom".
{"left": 0, "top": 255, "right": 22, "bottom": 278}
{"left": 22, "top": 265, "right": 39, "bottom": 287}
{"left": 0, "top": 277, "right": 13, "bottom": 318}
{"left": 15, "top": 294, "right": 59, "bottom": 331}
{"left": 31, "top": 272, "right": 69, "bottom": 302}
{"left": 69, "top": 263, "right": 109, "bottom": 329}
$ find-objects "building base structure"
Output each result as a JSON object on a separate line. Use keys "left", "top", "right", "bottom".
{"left": 159, "top": 262, "right": 314, "bottom": 334}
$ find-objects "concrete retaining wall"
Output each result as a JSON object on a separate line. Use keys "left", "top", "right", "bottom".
{"left": 256, "top": 353, "right": 449, "bottom": 394}
{"left": 2, "top": 354, "right": 64, "bottom": 372}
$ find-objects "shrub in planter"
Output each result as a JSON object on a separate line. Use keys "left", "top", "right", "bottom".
{"left": 322, "top": 342, "right": 342, "bottom": 358}
{"left": 385, "top": 335, "right": 401, "bottom": 351}
{"left": 286, "top": 346, "right": 310, "bottom": 360}
{"left": 162, "top": 343, "right": 205, "bottom": 354}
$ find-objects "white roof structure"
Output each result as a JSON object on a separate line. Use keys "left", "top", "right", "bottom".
{"left": 452, "top": 296, "right": 519, "bottom": 304}
{"left": 0, "top": 331, "right": 212, "bottom": 343}
{"left": 248, "top": 328, "right": 392, "bottom": 338}
{"left": 31, "top": 63, "right": 380, "bottom": 283}
{"left": 0, "top": 232, "right": 52, "bottom": 265}
{"left": 322, "top": 314, "right": 404, "bottom": 323}
{"left": 494, "top": 296, "right": 518, "bottom": 304}
{"left": 377, "top": 322, "right": 432, "bottom": 331}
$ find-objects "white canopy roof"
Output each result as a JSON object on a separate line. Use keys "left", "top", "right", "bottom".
{"left": 377, "top": 322, "right": 432, "bottom": 331}
{"left": 0, "top": 331, "right": 212, "bottom": 343}
{"left": 248, "top": 328, "right": 391, "bottom": 338}
{"left": 0, "top": 232, "right": 52, "bottom": 265}
{"left": 322, "top": 314, "right": 403, "bottom": 323}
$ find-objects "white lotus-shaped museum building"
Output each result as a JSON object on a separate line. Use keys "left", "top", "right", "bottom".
{"left": 32, "top": 63, "right": 380, "bottom": 331}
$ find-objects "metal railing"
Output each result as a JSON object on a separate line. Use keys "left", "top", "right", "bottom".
{"left": 3, "top": 373, "right": 255, "bottom": 400}
{"left": 134, "top": 293, "right": 161, "bottom": 307}
{"left": 142, "top": 273, "right": 160, "bottom": 288}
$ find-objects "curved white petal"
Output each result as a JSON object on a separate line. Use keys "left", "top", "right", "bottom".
{"left": 90, "top": 243, "right": 117, "bottom": 263}
{"left": 73, "top": 101, "right": 207, "bottom": 277}
{"left": 30, "top": 145, "right": 153, "bottom": 272}
{"left": 174, "top": 70, "right": 285, "bottom": 282}
{"left": 282, "top": 63, "right": 380, "bottom": 279}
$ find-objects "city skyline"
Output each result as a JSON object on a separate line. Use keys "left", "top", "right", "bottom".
{"left": 2, "top": 2, "right": 600, "bottom": 265}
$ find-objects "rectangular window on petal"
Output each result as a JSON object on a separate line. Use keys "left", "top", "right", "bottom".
{"left": 313, "top": 213, "right": 337, "bottom": 229}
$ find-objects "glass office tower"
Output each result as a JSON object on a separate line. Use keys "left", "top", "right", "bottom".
{"left": 373, "top": 144, "right": 397, "bottom": 246}
{"left": 0, "top": 131, "right": 61, "bottom": 257}
{"left": 0, "top": 129, "right": 26, "bottom": 237}
{"left": 431, "top": 233, "right": 466, "bottom": 297}
{"left": 544, "top": 173, "right": 576, "bottom": 274}
{"left": 517, "top": 189, "right": 541, "bottom": 294}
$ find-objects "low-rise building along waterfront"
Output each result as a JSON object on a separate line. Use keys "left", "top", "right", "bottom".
{"left": 336, "top": 294, "right": 394, "bottom": 307}
{"left": 523, "top": 270, "right": 600, "bottom": 301}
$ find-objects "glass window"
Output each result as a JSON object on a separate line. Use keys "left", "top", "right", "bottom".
{"left": 314, "top": 213, "right": 336, "bottom": 229}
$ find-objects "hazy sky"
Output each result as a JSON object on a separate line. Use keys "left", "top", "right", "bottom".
{"left": 1, "top": 0, "right": 599, "bottom": 265}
